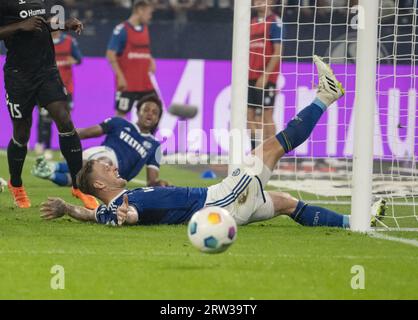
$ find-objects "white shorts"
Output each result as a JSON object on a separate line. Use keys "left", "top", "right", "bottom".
{"left": 82, "top": 146, "right": 119, "bottom": 168}
{"left": 204, "top": 158, "right": 275, "bottom": 225}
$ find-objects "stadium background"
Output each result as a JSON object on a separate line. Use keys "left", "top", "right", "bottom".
{"left": 0, "top": 0, "right": 416, "bottom": 157}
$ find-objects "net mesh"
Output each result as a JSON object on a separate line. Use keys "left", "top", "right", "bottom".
{"left": 248, "top": 0, "right": 418, "bottom": 230}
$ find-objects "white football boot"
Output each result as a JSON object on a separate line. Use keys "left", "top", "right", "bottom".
{"left": 313, "top": 55, "right": 345, "bottom": 107}
{"left": 370, "top": 198, "right": 388, "bottom": 227}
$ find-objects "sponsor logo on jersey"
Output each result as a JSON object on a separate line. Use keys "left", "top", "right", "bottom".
{"left": 250, "top": 42, "right": 266, "bottom": 49}
{"left": 127, "top": 52, "right": 151, "bottom": 60}
{"left": 119, "top": 131, "right": 148, "bottom": 158}
{"left": 19, "top": 9, "right": 46, "bottom": 19}
{"left": 143, "top": 141, "right": 152, "bottom": 150}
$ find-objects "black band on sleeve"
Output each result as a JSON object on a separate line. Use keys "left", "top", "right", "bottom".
{"left": 100, "top": 121, "right": 111, "bottom": 134}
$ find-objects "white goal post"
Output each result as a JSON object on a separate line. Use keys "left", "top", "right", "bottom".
{"left": 350, "top": 0, "right": 379, "bottom": 232}
{"left": 229, "top": 0, "right": 252, "bottom": 175}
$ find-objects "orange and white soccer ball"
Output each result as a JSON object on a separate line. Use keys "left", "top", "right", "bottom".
{"left": 188, "top": 206, "right": 237, "bottom": 254}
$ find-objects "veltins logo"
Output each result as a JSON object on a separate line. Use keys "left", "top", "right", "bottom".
{"left": 20, "top": 9, "right": 46, "bottom": 19}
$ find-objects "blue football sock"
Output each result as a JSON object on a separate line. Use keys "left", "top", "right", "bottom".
{"left": 55, "top": 162, "right": 70, "bottom": 173}
{"left": 276, "top": 99, "right": 326, "bottom": 153}
{"left": 290, "top": 201, "right": 350, "bottom": 228}
{"left": 50, "top": 172, "right": 72, "bottom": 187}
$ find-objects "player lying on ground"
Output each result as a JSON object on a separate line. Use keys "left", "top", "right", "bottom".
{"left": 40, "top": 56, "right": 386, "bottom": 228}
{"left": 32, "top": 95, "right": 169, "bottom": 187}
{"left": 0, "top": 0, "right": 97, "bottom": 209}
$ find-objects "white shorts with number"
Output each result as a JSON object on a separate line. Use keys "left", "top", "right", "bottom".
{"left": 82, "top": 146, "right": 119, "bottom": 168}
{"left": 204, "top": 158, "right": 275, "bottom": 225}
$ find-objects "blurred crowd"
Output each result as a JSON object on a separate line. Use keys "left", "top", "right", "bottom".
{"left": 57, "top": 0, "right": 417, "bottom": 23}
{"left": 61, "top": 0, "right": 234, "bottom": 10}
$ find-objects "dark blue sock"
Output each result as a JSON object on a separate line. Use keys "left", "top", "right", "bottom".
{"left": 50, "top": 173, "right": 72, "bottom": 187}
{"left": 290, "top": 201, "right": 350, "bottom": 228}
{"left": 276, "top": 99, "right": 326, "bottom": 153}
{"left": 56, "top": 162, "right": 69, "bottom": 173}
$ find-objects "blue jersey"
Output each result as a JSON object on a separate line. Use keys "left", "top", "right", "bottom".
{"left": 95, "top": 187, "right": 208, "bottom": 226}
{"left": 100, "top": 117, "right": 161, "bottom": 181}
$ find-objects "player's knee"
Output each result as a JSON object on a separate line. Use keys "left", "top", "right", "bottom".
{"left": 13, "top": 125, "right": 31, "bottom": 145}
{"left": 55, "top": 117, "right": 75, "bottom": 133}
{"left": 13, "top": 133, "right": 30, "bottom": 146}
{"left": 269, "top": 192, "right": 298, "bottom": 216}
{"left": 47, "top": 105, "right": 72, "bottom": 130}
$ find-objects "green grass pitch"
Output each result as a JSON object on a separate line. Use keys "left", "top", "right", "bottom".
{"left": 0, "top": 152, "right": 417, "bottom": 299}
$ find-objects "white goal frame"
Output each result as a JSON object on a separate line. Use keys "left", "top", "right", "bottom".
{"left": 229, "top": 0, "right": 392, "bottom": 233}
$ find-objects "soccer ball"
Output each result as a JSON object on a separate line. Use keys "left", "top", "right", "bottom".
{"left": 188, "top": 206, "right": 237, "bottom": 254}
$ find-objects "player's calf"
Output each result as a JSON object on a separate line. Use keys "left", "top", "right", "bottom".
{"left": 268, "top": 191, "right": 299, "bottom": 216}
{"left": 8, "top": 138, "right": 28, "bottom": 188}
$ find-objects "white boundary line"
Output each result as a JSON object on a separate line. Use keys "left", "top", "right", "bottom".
{"left": 368, "top": 232, "right": 418, "bottom": 248}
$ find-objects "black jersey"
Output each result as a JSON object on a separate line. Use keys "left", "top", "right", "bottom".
{"left": 0, "top": 0, "right": 56, "bottom": 73}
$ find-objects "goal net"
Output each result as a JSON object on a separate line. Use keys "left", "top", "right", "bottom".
{"left": 243, "top": 0, "right": 417, "bottom": 231}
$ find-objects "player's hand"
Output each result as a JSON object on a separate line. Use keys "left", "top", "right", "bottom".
{"left": 67, "top": 56, "right": 78, "bottom": 66}
{"left": 65, "top": 18, "right": 83, "bottom": 35}
{"left": 19, "top": 16, "right": 46, "bottom": 32}
{"left": 117, "top": 75, "right": 128, "bottom": 91}
{"left": 150, "top": 180, "right": 170, "bottom": 187}
{"left": 40, "top": 197, "right": 67, "bottom": 220}
{"left": 116, "top": 194, "right": 129, "bottom": 226}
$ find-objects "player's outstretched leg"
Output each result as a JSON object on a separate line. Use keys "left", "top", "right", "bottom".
{"left": 288, "top": 197, "right": 387, "bottom": 229}
{"left": 32, "top": 156, "right": 72, "bottom": 187}
{"left": 250, "top": 192, "right": 387, "bottom": 229}
{"left": 253, "top": 55, "right": 345, "bottom": 174}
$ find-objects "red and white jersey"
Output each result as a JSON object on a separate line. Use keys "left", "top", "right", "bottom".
{"left": 109, "top": 22, "right": 154, "bottom": 92}
{"left": 54, "top": 33, "right": 82, "bottom": 95}
{"left": 249, "top": 14, "right": 283, "bottom": 84}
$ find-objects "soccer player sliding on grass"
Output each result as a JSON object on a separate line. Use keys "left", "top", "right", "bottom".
{"left": 40, "top": 56, "right": 386, "bottom": 228}
{"left": 32, "top": 95, "right": 169, "bottom": 188}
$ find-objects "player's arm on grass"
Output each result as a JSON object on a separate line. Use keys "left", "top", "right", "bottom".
{"left": 146, "top": 167, "right": 169, "bottom": 187}
{"left": 145, "top": 144, "right": 169, "bottom": 187}
{"left": 40, "top": 197, "right": 96, "bottom": 222}
{"left": 117, "top": 195, "right": 139, "bottom": 226}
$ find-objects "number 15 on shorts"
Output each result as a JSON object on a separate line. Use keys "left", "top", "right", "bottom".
{"left": 6, "top": 95, "right": 23, "bottom": 119}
